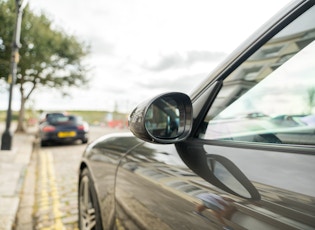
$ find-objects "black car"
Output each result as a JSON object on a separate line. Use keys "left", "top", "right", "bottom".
{"left": 39, "top": 114, "right": 89, "bottom": 146}
{"left": 78, "top": 1, "right": 315, "bottom": 229}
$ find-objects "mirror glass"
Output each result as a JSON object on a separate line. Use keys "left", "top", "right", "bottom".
{"left": 145, "top": 97, "right": 182, "bottom": 138}
{"left": 207, "top": 156, "right": 255, "bottom": 199}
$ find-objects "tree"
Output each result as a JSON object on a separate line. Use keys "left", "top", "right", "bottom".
{"left": 0, "top": 0, "right": 14, "bottom": 81}
{"left": 0, "top": 0, "right": 90, "bottom": 132}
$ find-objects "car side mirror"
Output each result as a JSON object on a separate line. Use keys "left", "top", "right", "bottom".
{"left": 129, "top": 92, "right": 193, "bottom": 144}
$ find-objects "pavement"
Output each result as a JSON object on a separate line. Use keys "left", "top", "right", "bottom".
{"left": 0, "top": 124, "right": 37, "bottom": 230}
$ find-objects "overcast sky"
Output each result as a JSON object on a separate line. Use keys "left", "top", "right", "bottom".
{"left": 1, "top": 0, "right": 292, "bottom": 113}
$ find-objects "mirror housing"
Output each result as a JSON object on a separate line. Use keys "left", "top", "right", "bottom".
{"left": 129, "top": 92, "right": 193, "bottom": 144}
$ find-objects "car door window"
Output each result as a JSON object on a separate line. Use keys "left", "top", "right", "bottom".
{"left": 199, "top": 6, "right": 315, "bottom": 146}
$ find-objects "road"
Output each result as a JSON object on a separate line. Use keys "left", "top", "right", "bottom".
{"left": 32, "top": 126, "right": 129, "bottom": 229}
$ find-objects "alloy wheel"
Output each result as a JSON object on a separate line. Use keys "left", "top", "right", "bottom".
{"left": 79, "top": 172, "right": 97, "bottom": 229}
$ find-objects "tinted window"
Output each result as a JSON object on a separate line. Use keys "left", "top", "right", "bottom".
{"left": 48, "top": 115, "right": 79, "bottom": 124}
{"left": 199, "top": 6, "right": 315, "bottom": 146}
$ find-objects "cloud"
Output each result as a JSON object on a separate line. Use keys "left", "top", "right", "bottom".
{"left": 143, "top": 50, "right": 226, "bottom": 71}
{"left": 26, "top": 0, "right": 293, "bottom": 112}
{"left": 136, "top": 72, "right": 208, "bottom": 93}
{"left": 90, "top": 36, "right": 116, "bottom": 56}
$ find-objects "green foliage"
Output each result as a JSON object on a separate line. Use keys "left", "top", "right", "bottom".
{"left": 0, "top": 0, "right": 91, "bottom": 132}
{"left": 0, "top": 0, "right": 90, "bottom": 90}
{"left": 67, "top": 110, "right": 128, "bottom": 124}
{"left": 0, "top": 0, "right": 15, "bottom": 79}
{"left": 0, "top": 110, "right": 19, "bottom": 121}
{"left": 67, "top": 110, "right": 109, "bottom": 124}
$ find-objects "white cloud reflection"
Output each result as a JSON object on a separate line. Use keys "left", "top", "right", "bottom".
{"left": 219, "top": 41, "right": 315, "bottom": 118}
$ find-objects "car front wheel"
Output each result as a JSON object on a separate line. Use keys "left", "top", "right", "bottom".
{"left": 78, "top": 168, "right": 102, "bottom": 230}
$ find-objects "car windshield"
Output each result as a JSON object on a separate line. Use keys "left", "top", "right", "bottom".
{"left": 199, "top": 6, "right": 315, "bottom": 145}
{"left": 48, "top": 115, "right": 79, "bottom": 125}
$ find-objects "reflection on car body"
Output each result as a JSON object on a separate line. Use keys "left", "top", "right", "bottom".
{"left": 80, "top": 134, "right": 315, "bottom": 229}
{"left": 78, "top": 1, "right": 315, "bottom": 230}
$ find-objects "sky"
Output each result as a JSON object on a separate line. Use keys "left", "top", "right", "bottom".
{"left": 1, "top": 0, "right": 292, "bottom": 113}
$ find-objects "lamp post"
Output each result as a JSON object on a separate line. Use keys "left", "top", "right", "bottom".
{"left": 1, "top": 0, "right": 28, "bottom": 150}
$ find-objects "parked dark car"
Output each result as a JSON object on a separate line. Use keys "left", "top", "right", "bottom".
{"left": 39, "top": 114, "right": 89, "bottom": 146}
{"left": 78, "top": 1, "right": 315, "bottom": 229}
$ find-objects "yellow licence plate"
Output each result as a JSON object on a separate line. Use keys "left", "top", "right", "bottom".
{"left": 58, "top": 131, "right": 76, "bottom": 138}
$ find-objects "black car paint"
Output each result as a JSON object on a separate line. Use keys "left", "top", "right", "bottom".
{"left": 81, "top": 134, "right": 217, "bottom": 229}
{"left": 81, "top": 132, "right": 315, "bottom": 229}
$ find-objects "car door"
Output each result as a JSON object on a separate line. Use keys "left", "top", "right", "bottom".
{"left": 115, "top": 140, "right": 223, "bottom": 229}
{"left": 116, "top": 2, "right": 315, "bottom": 230}
{"left": 178, "top": 3, "right": 315, "bottom": 229}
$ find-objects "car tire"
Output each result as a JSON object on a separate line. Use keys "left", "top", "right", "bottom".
{"left": 82, "top": 139, "right": 88, "bottom": 144}
{"left": 40, "top": 140, "right": 47, "bottom": 147}
{"left": 78, "top": 168, "right": 103, "bottom": 230}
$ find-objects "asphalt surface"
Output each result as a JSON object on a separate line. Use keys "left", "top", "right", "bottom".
{"left": 0, "top": 125, "right": 36, "bottom": 230}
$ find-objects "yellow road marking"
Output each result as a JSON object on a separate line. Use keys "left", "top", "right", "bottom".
{"left": 39, "top": 151, "right": 66, "bottom": 229}
{"left": 116, "top": 218, "right": 125, "bottom": 230}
